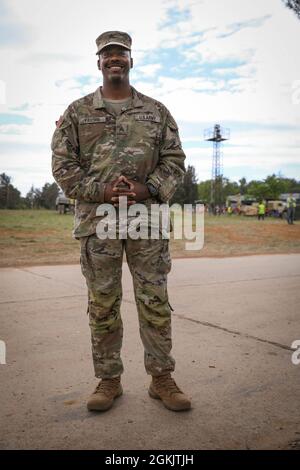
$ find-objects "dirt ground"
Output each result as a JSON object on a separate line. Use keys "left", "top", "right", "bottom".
{"left": 1, "top": 255, "right": 300, "bottom": 449}
{"left": 0, "top": 209, "right": 299, "bottom": 267}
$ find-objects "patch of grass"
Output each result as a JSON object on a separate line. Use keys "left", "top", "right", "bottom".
{"left": 0, "top": 209, "right": 300, "bottom": 267}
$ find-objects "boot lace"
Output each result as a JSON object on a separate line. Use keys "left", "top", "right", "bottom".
{"left": 154, "top": 374, "right": 182, "bottom": 395}
{"left": 95, "top": 377, "right": 120, "bottom": 397}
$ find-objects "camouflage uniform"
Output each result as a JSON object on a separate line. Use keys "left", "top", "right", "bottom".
{"left": 51, "top": 86, "right": 186, "bottom": 378}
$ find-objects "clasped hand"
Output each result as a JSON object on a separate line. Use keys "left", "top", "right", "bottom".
{"left": 104, "top": 175, "right": 150, "bottom": 207}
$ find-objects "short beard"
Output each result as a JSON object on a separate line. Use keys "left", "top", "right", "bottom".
{"left": 109, "top": 75, "right": 122, "bottom": 84}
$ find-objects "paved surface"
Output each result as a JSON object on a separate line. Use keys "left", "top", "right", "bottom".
{"left": 0, "top": 254, "right": 300, "bottom": 450}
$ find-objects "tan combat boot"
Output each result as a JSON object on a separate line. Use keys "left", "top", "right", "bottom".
{"left": 87, "top": 377, "right": 123, "bottom": 411}
{"left": 149, "top": 373, "right": 191, "bottom": 411}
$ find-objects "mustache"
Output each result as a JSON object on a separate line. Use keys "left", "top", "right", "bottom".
{"left": 106, "top": 62, "right": 124, "bottom": 67}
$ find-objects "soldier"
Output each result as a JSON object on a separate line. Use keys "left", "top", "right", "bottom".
{"left": 51, "top": 31, "right": 191, "bottom": 412}
{"left": 257, "top": 201, "right": 266, "bottom": 221}
{"left": 286, "top": 194, "right": 296, "bottom": 224}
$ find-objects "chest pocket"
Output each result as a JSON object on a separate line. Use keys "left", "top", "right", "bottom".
{"left": 79, "top": 116, "right": 107, "bottom": 151}
{"left": 133, "top": 114, "right": 161, "bottom": 144}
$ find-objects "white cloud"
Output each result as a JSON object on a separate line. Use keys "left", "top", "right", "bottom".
{"left": 0, "top": 0, "right": 299, "bottom": 195}
{"left": 135, "top": 63, "right": 161, "bottom": 78}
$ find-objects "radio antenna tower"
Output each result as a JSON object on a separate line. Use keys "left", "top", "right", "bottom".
{"left": 204, "top": 124, "right": 230, "bottom": 211}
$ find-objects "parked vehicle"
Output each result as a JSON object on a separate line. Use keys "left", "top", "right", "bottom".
{"left": 226, "top": 194, "right": 258, "bottom": 216}
{"left": 239, "top": 202, "right": 259, "bottom": 216}
{"left": 55, "top": 192, "right": 75, "bottom": 214}
{"left": 266, "top": 200, "right": 286, "bottom": 218}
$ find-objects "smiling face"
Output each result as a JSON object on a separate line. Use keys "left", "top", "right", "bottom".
{"left": 98, "top": 45, "right": 133, "bottom": 84}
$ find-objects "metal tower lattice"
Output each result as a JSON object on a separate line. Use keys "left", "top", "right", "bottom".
{"left": 204, "top": 124, "right": 230, "bottom": 209}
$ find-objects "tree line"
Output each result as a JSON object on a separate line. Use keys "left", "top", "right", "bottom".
{"left": 172, "top": 169, "right": 300, "bottom": 205}
{"left": 1, "top": 169, "right": 300, "bottom": 210}
{"left": 0, "top": 173, "right": 59, "bottom": 209}
{"left": 197, "top": 174, "right": 300, "bottom": 203}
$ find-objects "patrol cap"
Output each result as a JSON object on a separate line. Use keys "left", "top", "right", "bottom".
{"left": 96, "top": 31, "right": 132, "bottom": 55}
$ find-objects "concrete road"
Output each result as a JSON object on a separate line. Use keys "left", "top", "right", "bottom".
{"left": 0, "top": 254, "right": 300, "bottom": 450}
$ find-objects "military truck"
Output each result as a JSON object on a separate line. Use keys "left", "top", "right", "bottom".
{"left": 266, "top": 200, "right": 286, "bottom": 218}
{"left": 226, "top": 194, "right": 258, "bottom": 216}
{"left": 239, "top": 201, "right": 259, "bottom": 216}
{"left": 55, "top": 192, "right": 75, "bottom": 214}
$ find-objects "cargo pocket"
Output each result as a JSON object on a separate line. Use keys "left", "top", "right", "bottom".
{"left": 157, "top": 240, "right": 172, "bottom": 274}
{"left": 79, "top": 236, "right": 90, "bottom": 278}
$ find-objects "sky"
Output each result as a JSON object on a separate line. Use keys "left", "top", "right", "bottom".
{"left": 0, "top": 0, "right": 299, "bottom": 196}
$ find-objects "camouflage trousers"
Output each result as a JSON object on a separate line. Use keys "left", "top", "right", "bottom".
{"left": 80, "top": 234, "right": 175, "bottom": 378}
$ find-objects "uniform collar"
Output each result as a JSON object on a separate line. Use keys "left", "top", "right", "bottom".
{"left": 93, "top": 86, "right": 143, "bottom": 110}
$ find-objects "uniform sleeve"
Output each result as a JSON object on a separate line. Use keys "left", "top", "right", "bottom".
{"left": 51, "top": 105, "right": 106, "bottom": 203}
{"left": 146, "top": 110, "right": 186, "bottom": 203}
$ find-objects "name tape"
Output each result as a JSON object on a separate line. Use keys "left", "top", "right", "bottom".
{"left": 80, "top": 116, "right": 107, "bottom": 124}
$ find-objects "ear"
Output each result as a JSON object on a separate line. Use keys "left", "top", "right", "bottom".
{"left": 130, "top": 57, "right": 133, "bottom": 69}
{"left": 97, "top": 58, "right": 101, "bottom": 70}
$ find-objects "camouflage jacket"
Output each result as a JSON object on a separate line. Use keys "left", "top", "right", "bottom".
{"left": 51, "top": 86, "right": 186, "bottom": 238}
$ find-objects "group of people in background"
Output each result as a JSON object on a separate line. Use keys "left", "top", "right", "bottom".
{"left": 209, "top": 194, "right": 297, "bottom": 224}
{"left": 255, "top": 195, "right": 296, "bottom": 224}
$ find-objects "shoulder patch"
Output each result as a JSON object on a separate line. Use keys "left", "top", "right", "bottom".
{"left": 166, "top": 113, "right": 178, "bottom": 131}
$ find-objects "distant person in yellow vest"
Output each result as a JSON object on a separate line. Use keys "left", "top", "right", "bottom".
{"left": 287, "top": 194, "right": 296, "bottom": 225}
{"left": 258, "top": 201, "right": 266, "bottom": 221}
{"left": 227, "top": 205, "right": 232, "bottom": 215}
